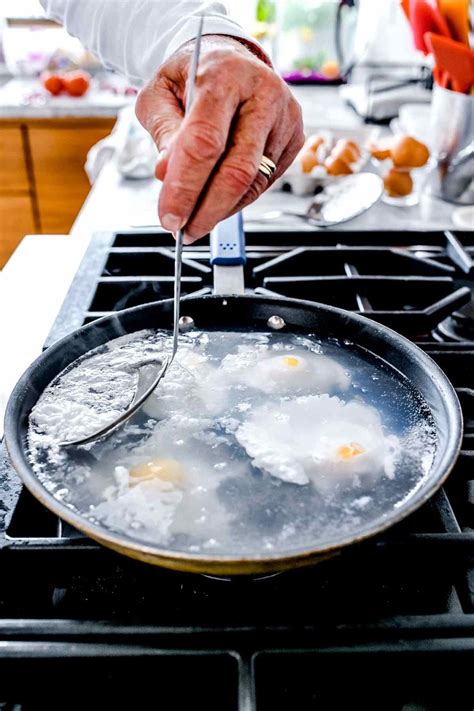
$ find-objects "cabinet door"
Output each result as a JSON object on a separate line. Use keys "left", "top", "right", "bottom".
{"left": 28, "top": 120, "right": 115, "bottom": 234}
{"left": 0, "top": 127, "right": 30, "bottom": 192}
{"left": 0, "top": 194, "right": 36, "bottom": 267}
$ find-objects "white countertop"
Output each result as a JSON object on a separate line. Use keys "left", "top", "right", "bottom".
{"left": 0, "top": 85, "right": 467, "bottom": 435}
{"left": 0, "top": 78, "right": 134, "bottom": 118}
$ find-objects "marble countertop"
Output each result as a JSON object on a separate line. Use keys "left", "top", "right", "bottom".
{"left": 0, "top": 78, "right": 134, "bottom": 118}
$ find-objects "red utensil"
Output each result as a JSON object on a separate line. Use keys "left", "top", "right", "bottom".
{"left": 433, "top": 65, "right": 451, "bottom": 88}
{"left": 400, "top": 0, "right": 411, "bottom": 21}
{"left": 425, "top": 32, "right": 474, "bottom": 92}
{"left": 436, "top": 0, "right": 470, "bottom": 46}
{"left": 409, "top": 0, "right": 451, "bottom": 53}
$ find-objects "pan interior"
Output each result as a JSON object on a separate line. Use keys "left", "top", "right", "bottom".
{"left": 27, "top": 326, "right": 437, "bottom": 558}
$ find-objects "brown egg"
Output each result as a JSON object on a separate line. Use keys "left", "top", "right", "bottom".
{"left": 367, "top": 137, "right": 393, "bottom": 161}
{"left": 383, "top": 168, "right": 413, "bottom": 197}
{"left": 305, "top": 134, "right": 325, "bottom": 153}
{"left": 330, "top": 146, "right": 355, "bottom": 166}
{"left": 300, "top": 149, "right": 319, "bottom": 173}
{"left": 390, "top": 135, "right": 430, "bottom": 168}
{"left": 325, "top": 156, "right": 353, "bottom": 176}
{"left": 333, "top": 138, "right": 360, "bottom": 162}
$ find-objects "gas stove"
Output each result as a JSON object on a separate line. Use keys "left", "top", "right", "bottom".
{"left": 1, "top": 228, "right": 474, "bottom": 710}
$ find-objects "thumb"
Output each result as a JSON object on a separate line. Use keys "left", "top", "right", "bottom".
{"left": 135, "top": 80, "right": 183, "bottom": 180}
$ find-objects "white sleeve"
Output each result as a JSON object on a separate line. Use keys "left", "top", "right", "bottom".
{"left": 40, "top": 0, "right": 268, "bottom": 85}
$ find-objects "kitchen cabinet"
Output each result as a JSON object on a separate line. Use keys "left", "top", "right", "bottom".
{"left": 0, "top": 117, "right": 115, "bottom": 267}
{"left": 0, "top": 127, "right": 30, "bottom": 191}
{"left": 0, "top": 194, "right": 36, "bottom": 267}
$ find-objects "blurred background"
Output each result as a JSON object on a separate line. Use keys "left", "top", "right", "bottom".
{"left": 0, "top": 0, "right": 472, "bottom": 267}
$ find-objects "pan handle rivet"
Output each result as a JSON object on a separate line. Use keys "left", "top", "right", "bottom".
{"left": 179, "top": 316, "right": 195, "bottom": 332}
{"left": 267, "top": 315, "right": 286, "bottom": 330}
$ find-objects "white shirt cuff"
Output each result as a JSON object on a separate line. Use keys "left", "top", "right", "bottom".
{"left": 164, "top": 15, "right": 271, "bottom": 66}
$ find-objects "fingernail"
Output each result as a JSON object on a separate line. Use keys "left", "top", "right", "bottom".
{"left": 183, "top": 232, "right": 198, "bottom": 245}
{"left": 161, "top": 213, "right": 184, "bottom": 234}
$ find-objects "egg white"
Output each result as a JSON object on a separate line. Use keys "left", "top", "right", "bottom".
{"left": 89, "top": 414, "right": 234, "bottom": 546}
{"left": 143, "top": 346, "right": 228, "bottom": 420}
{"left": 235, "top": 394, "right": 398, "bottom": 490}
{"left": 220, "top": 346, "right": 350, "bottom": 395}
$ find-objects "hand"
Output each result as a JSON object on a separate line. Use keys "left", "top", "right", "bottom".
{"left": 136, "top": 35, "right": 304, "bottom": 243}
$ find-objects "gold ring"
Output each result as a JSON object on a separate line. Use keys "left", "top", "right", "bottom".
{"left": 258, "top": 154, "right": 277, "bottom": 179}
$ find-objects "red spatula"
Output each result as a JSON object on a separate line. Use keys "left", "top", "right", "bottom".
{"left": 409, "top": 0, "right": 451, "bottom": 53}
{"left": 425, "top": 32, "right": 474, "bottom": 92}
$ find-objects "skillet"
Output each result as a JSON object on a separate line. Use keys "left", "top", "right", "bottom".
{"left": 4, "top": 217, "right": 463, "bottom": 575}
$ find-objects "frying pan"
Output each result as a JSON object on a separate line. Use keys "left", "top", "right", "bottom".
{"left": 4, "top": 218, "right": 463, "bottom": 575}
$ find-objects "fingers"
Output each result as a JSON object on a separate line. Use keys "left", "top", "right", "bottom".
{"left": 182, "top": 100, "right": 274, "bottom": 241}
{"left": 136, "top": 40, "right": 305, "bottom": 241}
{"left": 183, "top": 104, "right": 304, "bottom": 242}
{"left": 157, "top": 84, "right": 241, "bottom": 234}
{"left": 135, "top": 76, "right": 184, "bottom": 182}
{"left": 230, "top": 123, "right": 305, "bottom": 217}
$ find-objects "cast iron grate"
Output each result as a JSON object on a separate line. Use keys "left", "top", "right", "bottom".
{"left": 1, "top": 228, "right": 474, "bottom": 710}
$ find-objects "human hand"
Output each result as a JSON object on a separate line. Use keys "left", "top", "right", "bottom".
{"left": 136, "top": 35, "right": 304, "bottom": 243}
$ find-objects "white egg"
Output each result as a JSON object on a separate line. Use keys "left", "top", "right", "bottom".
{"left": 235, "top": 394, "right": 398, "bottom": 490}
{"left": 220, "top": 346, "right": 350, "bottom": 395}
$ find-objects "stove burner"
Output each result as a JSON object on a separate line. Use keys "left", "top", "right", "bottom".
{"left": 1, "top": 227, "right": 474, "bottom": 708}
{"left": 434, "top": 301, "right": 474, "bottom": 342}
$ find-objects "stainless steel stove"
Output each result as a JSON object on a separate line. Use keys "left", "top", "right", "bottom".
{"left": 1, "top": 228, "right": 473, "bottom": 710}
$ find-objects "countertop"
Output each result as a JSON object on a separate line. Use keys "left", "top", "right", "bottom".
{"left": 0, "top": 85, "right": 468, "bottom": 433}
{"left": 0, "top": 77, "right": 134, "bottom": 118}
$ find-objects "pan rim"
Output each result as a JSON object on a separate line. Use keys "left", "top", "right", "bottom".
{"left": 4, "top": 294, "right": 464, "bottom": 571}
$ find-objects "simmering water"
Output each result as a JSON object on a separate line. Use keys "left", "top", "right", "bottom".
{"left": 28, "top": 329, "right": 437, "bottom": 556}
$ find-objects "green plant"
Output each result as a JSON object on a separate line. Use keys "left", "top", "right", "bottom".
{"left": 256, "top": 0, "right": 276, "bottom": 23}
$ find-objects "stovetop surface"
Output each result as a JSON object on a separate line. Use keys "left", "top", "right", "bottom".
{"left": 1, "top": 228, "right": 474, "bottom": 710}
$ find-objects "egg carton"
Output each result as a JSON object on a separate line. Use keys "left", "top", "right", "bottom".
{"left": 273, "top": 126, "right": 382, "bottom": 197}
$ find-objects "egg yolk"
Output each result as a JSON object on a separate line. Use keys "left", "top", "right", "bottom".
{"left": 129, "top": 458, "right": 184, "bottom": 487}
{"left": 337, "top": 442, "right": 365, "bottom": 460}
{"left": 282, "top": 356, "right": 300, "bottom": 368}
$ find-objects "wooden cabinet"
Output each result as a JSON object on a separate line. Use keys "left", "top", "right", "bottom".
{"left": 0, "top": 194, "right": 36, "bottom": 267}
{"left": 0, "top": 127, "right": 29, "bottom": 191}
{"left": 0, "top": 117, "right": 115, "bottom": 268}
{"left": 28, "top": 119, "right": 114, "bottom": 234}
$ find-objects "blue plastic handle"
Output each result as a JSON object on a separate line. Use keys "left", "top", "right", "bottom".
{"left": 210, "top": 213, "right": 246, "bottom": 266}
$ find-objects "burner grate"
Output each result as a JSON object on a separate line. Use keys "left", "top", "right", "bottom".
{"left": 1, "top": 228, "right": 474, "bottom": 709}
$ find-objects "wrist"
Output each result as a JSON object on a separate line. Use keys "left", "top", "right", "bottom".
{"left": 179, "top": 34, "right": 272, "bottom": 69}
{"left": 218, "top": 35, "right": 273, "bottom": 68}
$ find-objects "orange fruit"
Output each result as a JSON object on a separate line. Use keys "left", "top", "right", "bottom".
{"left": 62, "top": 71, "right": 90, "bottom": 97}
{"left": 41, "top": 72, "right": 64, "bottom": 96}
{"left": 321, "top": 59, "right": 340, "bottom": 79}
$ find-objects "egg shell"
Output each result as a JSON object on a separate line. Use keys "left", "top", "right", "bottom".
{"left": 333, "top": 138, "right": 360, "bottom": 162}
{"left": 390, "top": 135, "right": 430, "bottom": 168}
{"left": 324, "top": 156, "right": 353, "bottom": 176}
{"left": 368, "top": 137, "right": 393, "bottom": 161}
{"left": 383, "top": 168, "right": 413, "bottom": 197}
{"left": 300, "top": 149, "right": 320, "bottom": 173}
